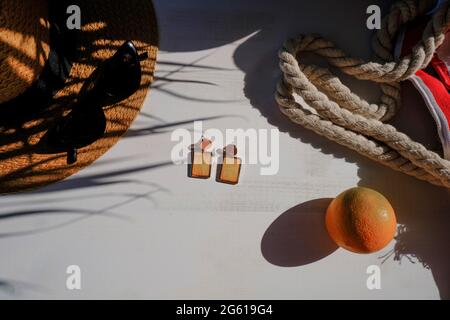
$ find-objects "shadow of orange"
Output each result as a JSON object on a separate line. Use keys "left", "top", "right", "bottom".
{"left": 261, "top": 198, "right": 338, "bottom": 267}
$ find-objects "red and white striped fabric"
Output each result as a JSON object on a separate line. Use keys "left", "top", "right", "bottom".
{"left": 395, "top": 0, "right": 450, "bottom": 160}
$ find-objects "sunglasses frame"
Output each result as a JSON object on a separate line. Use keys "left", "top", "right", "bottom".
{"left": 46, "top": 40, "right": 148, "bottom": 164}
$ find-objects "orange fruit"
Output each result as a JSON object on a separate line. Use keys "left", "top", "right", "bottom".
{"left": 325, "top": 187, "right": 397, "bottom": 253}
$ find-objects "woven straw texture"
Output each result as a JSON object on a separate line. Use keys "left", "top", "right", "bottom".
{"left": 0, "top": 0, "right": 158, "bottom": 194}
{"left": 0, "top": 0, "right": 51, "bottom": 103}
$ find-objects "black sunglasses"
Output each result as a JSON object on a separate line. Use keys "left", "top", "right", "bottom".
{"left": 46, "top": 41, "right": 148, "bottom": 164}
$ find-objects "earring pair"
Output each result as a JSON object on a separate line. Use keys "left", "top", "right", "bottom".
{"left": 188, "top": 138, "right": 242, "bottom": 185}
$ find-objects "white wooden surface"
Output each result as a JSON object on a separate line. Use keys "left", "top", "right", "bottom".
{"left": 0, "top": 0, "right": 449, "bottom": 299}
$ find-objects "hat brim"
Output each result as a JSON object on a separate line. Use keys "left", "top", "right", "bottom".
{"left": 0, "top": 0, "right": 159, "bottom": 194}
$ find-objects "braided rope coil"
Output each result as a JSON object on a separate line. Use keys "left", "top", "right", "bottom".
{"left": 275, "top": 0, "right": 450, "bottom": 188}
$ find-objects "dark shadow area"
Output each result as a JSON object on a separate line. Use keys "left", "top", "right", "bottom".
{"left": 215, "top": 156, "right": 224, "bottom": 183}
{"left": 261, "top": 198, "right": 337, "bottom": 267}
{"left": 0, "top": 280, "right": 14, "bottom": 294}
{"left": 124, "top": 116, "right": 243, "bottom": 136}
{"left": 0, "top": 280, "right": 21, "bottom": 296}
{"left": 0, "top": 176, "right": 168, "bottom": 239}
{"left": 187, "top": 151, "right": 193, "bottom": 178}
{"left": 28, "top": 161, "right": 172, "bottom": 194}
{"left": 0, "top": 208, "right": 125, "bottom": 239}
{"left": 0, "top": 280, "right": 15, "bottom": 295}
{"left": 0, "top": 278, "right": 47, "bottom": 297}
{"left": 153, "top": 56, "right": 243, "bottom": 103}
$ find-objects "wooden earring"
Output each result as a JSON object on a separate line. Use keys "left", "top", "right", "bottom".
{"left": 188, "top": 138, "right": 212, "bottom": 179}
{"left": 216, "top": 144, "right": 241, "bottom": 185}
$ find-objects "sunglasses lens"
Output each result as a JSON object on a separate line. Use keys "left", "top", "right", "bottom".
{"left": 50, "top": 107, "right": 106, "bottom": 149}
{"left": 98, "top": 42, "right": 143, "bottom": 101}
{"left": 103, "top": 59, "right": 141, "bottom": 99}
